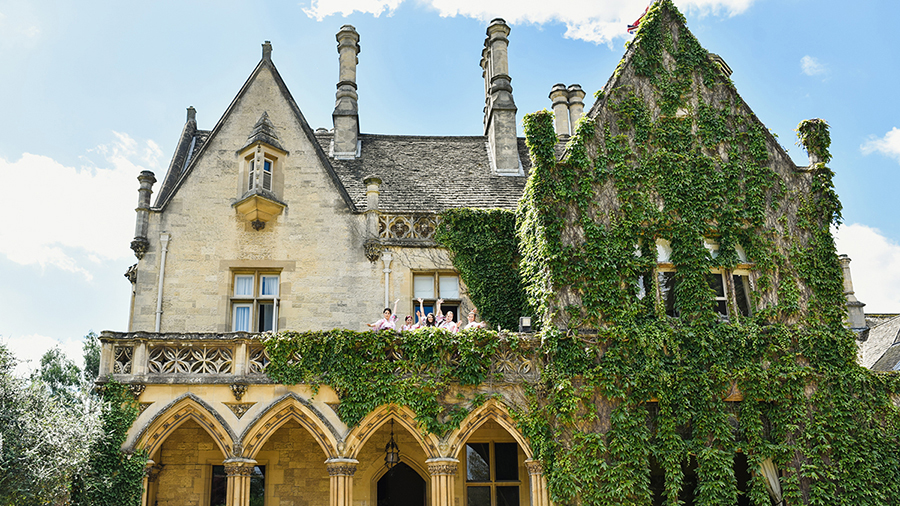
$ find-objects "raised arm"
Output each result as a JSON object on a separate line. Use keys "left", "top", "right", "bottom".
{"left": 417, "top": 298, "right": 425, "bottom": 324}
{"left": 392, "top": 299, "right": 400, "bottom": 321}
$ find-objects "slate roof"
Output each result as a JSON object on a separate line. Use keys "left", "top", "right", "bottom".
{"left": 155, "top": 121, "right": 210, "bottom": 207}
{"left": 860, "top": 315, "right": 900, "bottom": 370}
{"left": 317, "top": 133, "right": 530, "bottom": 213}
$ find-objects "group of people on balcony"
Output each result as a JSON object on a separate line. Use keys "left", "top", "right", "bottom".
{"left": 367, "top": 298, "right": 487, "bottom": 333}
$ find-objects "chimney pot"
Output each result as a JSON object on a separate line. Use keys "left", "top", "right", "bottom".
{"left": 567, "top": 84, "right": 586, "bottom": 133}
{"left": 549, "top": 84, "right": 570, "bottom": 136}
{"left": 262, "top": 41, "right": 272, "bottom": 60}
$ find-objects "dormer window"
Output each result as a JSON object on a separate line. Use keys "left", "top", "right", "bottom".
{"left": 233, "top": 112, "right": 288, "bottom": 230}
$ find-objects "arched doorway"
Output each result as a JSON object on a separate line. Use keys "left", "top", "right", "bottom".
{"left": 377, "top": 462, "right": 426, "bottom": 506}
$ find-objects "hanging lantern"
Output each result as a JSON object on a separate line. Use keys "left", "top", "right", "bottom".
{"left": 384, "top": 418, "right": 400, "bottom": 468}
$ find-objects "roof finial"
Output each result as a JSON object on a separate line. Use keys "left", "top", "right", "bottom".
{"left": 262, "top": 40, "right": 273, "bottom": 61}
{"left": 186, "top": 106, "right": 196, "bottom": 123}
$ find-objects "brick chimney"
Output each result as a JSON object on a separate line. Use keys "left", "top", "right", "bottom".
{"left": 481, "top": 19, "right": 520, "bottom": 175}
{"left": 333, "top": 25, "right": 361, "bottom": 159}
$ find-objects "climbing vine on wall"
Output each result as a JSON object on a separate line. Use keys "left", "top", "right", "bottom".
{"left": 264, "top": 327, "right": 516, "bottom": 434}
{"left": 513, "top": 1, "right": 900, "bottom": 505}
{"left": 435, "top": 208, "right": 528, "bottom": 331}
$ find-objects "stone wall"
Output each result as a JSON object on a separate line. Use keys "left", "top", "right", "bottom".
{"left": 256, "top": 420, "right": 330, "bottom": 506}
{"left": 154, "top": 420, "right": 226, "bottom": 506}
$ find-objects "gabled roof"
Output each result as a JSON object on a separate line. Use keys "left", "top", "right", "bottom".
{"left": 153, "top": 53, "right": 356, "bottom": 212}
{"left": 317, "top": 133, "right": 531, "bottom": 213}
{"left": 154, "top": 120, "right": 209, "bottom": 207}
{"left": 860, "top": 315, "right": 900, "bottom": 370}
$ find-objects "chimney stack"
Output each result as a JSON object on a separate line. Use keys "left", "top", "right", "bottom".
{"left": 481, "top": 19, "right": 520, "bottom": 175}
{"left": 548, "top": 84, "right": 586, "bottom": 137}
{"left": 262, "top": 40, "right": 273, "bottom": 61}
{"left": 549, "top": 84, "right": 569, "bottom": 137}
{"left": 333, "top": 25, "right": 361, "bottom": 158}
{"left": 567, "top": 84, "right": 586, "bottom": 130}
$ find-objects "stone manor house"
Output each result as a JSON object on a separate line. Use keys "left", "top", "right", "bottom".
{"left": 98, "top": 11, "right": 877, "bottom": 506}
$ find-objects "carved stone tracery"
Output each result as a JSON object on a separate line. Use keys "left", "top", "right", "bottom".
{"left": 114, "top": 346, "right": 133, "bottom": 374}
{"left": 148, "top": 345, "right": 233, "bottom": 374}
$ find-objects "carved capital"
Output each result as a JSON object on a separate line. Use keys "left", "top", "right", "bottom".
{"left": 224, "top": 462, "right": 254, "bottom": 477}
{"left": 426, "top": 458, "right": 459, "bottom": 476}
{"left": 326, "top": 458, "right": 359, "bottom": 477}
{"left": 524, "top": 459, "right": 543, "bottom": 476}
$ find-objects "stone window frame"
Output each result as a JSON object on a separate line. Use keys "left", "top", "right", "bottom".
{"left": 411, "top": 271, "right": 462, "bottom": 323}
{"left": 463, "top": 440, "right": 523, "bottom": 506}
{"left": 231, "top": 270, "right": 281, "bottom": 333}
{"left": 654, "top": 238, "right": 754, "bottom": 319}
{"left": 238, "top": 142, "right": 287, "bottom": 197}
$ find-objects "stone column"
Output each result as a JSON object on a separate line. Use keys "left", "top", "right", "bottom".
{"left": 566, "top": 85, "right": 586, "bottom": 132}
{"left": 326, "top": 458, "right": 358, "bottom": 506}
{"left": 525, "top": 459, "right": 551, "bottom": 506}
{"left": 224, "top": 458, "right": 257, "bottom": 506}
{"left": 364, "top": 175, "right": 382, "bottom": 237}
{"left": 426, "top": 458, "right": 459, "bottom": 506}
{"left": 549, "top": 84, "right": 570, "bottom": 137}
{"left": 140, "top": 459, "right": 159, "bottom": 506}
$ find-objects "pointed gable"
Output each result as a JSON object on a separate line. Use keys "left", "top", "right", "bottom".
{"left": 154, "top": 51, "right": 356, "bottom": 212}
{"left": 520, "top": 0, "right": 836, "bottom": 329}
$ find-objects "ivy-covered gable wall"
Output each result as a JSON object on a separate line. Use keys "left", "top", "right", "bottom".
{"left": 519, "top": 0, "right": 842, "bottom": 331}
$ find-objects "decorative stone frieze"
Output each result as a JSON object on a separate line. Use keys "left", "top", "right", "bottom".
{"left": 148, "top": 345, "right": 233, "bottom": 374}
{"left": 225, "top": 402, "right": 256, "bottom": 418}
{"left": 377, "top": 213, "right": 440, "bottom": 241}
{"left": 114, "top": 346, "right": 134, "bottom": 374}
{"left": 247, "top": 346, "right": 269, "bottom": 374}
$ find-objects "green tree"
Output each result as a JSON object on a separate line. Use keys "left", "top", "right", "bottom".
{"left": 82, "top": 331, "right": 101, "bottom": 385}
{"left": 0, "top": 342, "right": 99, "bottom": 506}
{"left": 31, "top": 346, "right": 82, "bottom": 403}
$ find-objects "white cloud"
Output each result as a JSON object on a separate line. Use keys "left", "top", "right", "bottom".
{"left": 301, "top": 0, "right": 756, "bottom": 44}
{"left": 0, "top": 133, "right": 159, "bottom": 279}
{"left": 2, "top": 334, "right": 85, "bottom": 378}
{"left": 834, "top": 223, "right": 900, "bottom": 313}
{"left": 800, "top": 55, "right": 826, "bottom": 76}
{"left": 861, "top": 127, "right": 900, "bottom": 163}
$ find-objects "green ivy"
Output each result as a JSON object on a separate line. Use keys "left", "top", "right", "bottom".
{"left": 435, "top": 208, "right": 528, "bottom": 331}
{"left": 72, "top": 379, "right": 147, "bottom": 506}
{"left": 264, "top": 328, "right": 513, "bottom": 434}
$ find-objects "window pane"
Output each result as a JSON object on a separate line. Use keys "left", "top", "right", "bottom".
{"left": 439, "top": 275, "right": 459, "bottom": 299}
{"left": 414, "top": 275, "right": 435, "bottom": 299}
{"left": 235, "top": 275, "right": 254, "bottom": 296}
{"left": 260, "top": 275, "right": 279, "bottom": 296}
{"left": 234, "top": 305, "right": 251, "bottom": 332}
{"left": 466, "top": 443, "right": 491, "bottom": 482}
{"left": 210, "top": 465, "right": 227, "bottom": 506}
{"left": 249, "top": 466, "right": 265, "bottom": 506}
{"left": 467, "top": 487, "right": 491, "bottom": 506}
{"left": 263, "top": 160, "right": 272, "bottom": 190}
{"left": 259, "top": 304, "right": 275, "bottom": 332}
{"left": 734, "top": 275, "right": 751, "bottom": 317}
{"left": 496, "top": 486, "right": 520, "bottom": 506}
{"left": 494, "top": 443, "right": 519, "bottom": 481}
{"left": 658, "top": 272, "right": 677, "bottom": 317}
{"left": 248, "top": 160, "right": 256, "bottom": 190}
{"left": 706, "top": 273, "right": 725, "bottom": 297}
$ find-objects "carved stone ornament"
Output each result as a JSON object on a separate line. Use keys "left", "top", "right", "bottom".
{"left": 130, "top": 237, "right": 150, "bottom": 260}
{"left": 524, "top": 459, "right": 544, "bottom": 476}
{"left": 129, "top": 383, "right": 146, "bottom": 399}
{"left": 139, "top": 402, "right": 153, "bottom": 415}
{"left": 224, "top": 463, "right": 255, "bottom": 477}
{"left": 251, "top": 219, "right": 266, "bottom": 231}
{"left": 427, "top": 462, "right": 459, "bottom": 476}
{"left": 231, "top": 383, "right": 249, "bottom": 401}
{"left": 326, "top": 464, "right": 358, "bottom": 477}
{"left": 225, "top": 402, "right": 256, "bottom": 419}
{"left": 124, "top": 264, "right": 138, "bottom": 284}
{"left": 364, "top": 239, "right": 384, "bottom": 262}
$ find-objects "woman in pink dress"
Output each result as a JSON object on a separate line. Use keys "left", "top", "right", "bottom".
{"left": 368, "top": 299, "right": 400, "bottom": 331}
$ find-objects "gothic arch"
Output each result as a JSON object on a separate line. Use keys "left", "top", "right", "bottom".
{"left": 444, "top": 399, "right": 532, "bottom": 459}
{"left": 240, "top": 393, "right": 341, "bottom": 460}
{"left": 133, "top": 393, "right": 235, "bottom": 458}
{"left": 344, "top": 404, "right": 441, "bottom": 460}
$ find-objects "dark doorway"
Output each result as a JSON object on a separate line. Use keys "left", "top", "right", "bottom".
{"left": 377, "top": 462, "right": 426, "bottom": 506}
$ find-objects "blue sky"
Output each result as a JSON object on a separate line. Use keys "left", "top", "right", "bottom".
{"left": 2, "top": 0, "right": 899, "bottom": 374}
